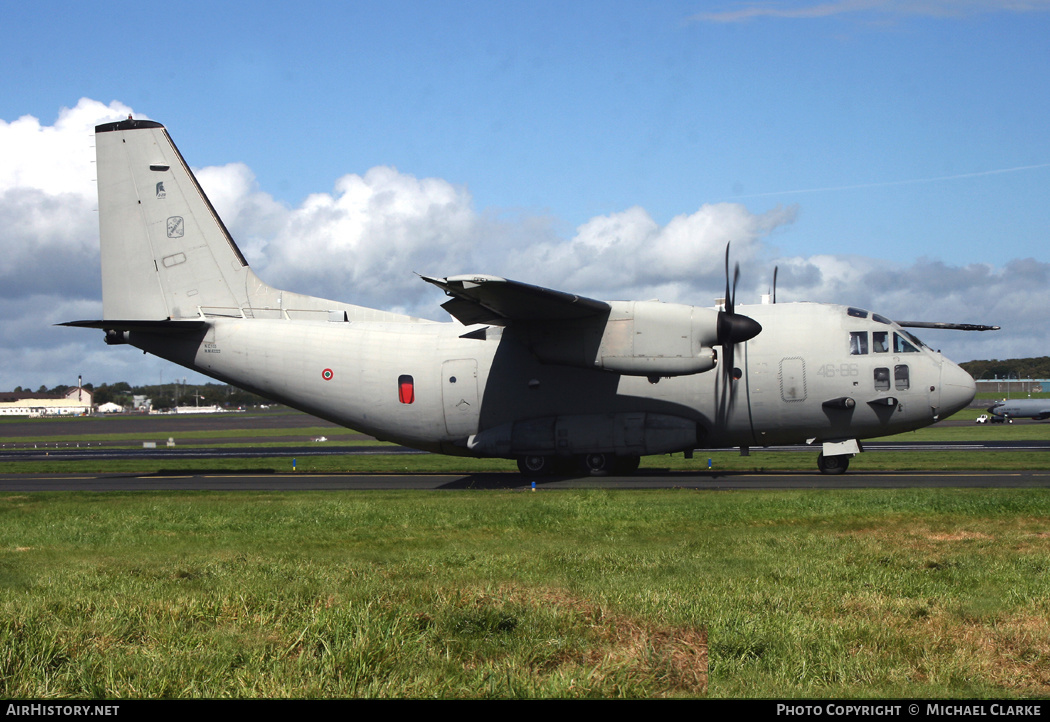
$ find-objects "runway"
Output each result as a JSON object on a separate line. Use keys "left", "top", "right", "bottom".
{"left": 3, "top": 438, "right": 1049, "bottom": 463}
{"left": 3, "top": 412, "right": 1047, "bottom": 491}
{"left": 3, "top": 469, "right": 1050, "bottom": 491}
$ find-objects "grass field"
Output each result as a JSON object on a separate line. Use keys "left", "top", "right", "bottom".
{"left": 2, "top": 409, "right": 1050, "bottom": 698}
{"left": 2, "top": 489, "right": 1049, "bottom": 698}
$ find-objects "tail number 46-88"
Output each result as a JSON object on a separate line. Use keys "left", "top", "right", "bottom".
{"left": 815, "top": 363, "right": 859, "bottom": 378}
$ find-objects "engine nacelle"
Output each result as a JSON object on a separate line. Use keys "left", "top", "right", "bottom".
{"left": 525, "top": 300, "right": 722, "bottom": 377}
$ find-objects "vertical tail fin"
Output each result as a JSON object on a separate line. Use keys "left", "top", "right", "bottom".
{"left": 93, "top": 118, "right": 421, "bottom": 325}
{"left": 95, "top": 118, "right": 268, "bottom": 320}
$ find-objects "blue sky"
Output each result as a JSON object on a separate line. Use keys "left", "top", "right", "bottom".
{"left": 2, "top": 1, "right": 1049, "bottom": 389}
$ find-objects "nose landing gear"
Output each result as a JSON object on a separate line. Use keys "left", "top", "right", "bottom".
{"left": 817, "top": 453, "right": 850, "bottom": 475}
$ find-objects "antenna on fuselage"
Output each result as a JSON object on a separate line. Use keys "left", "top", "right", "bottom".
{"left": 762, "top": 266, "right": 778, "bottom": 305}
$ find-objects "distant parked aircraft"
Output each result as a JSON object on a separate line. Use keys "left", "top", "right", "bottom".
{"left": 988, "top": 398, "right": 1050, "bottom": 421}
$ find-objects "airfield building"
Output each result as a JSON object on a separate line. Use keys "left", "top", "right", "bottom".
{"left": 0, "top": 387, "right": 94, "bottom": 416}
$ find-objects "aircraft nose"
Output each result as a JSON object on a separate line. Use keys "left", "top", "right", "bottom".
{"left": 938, "top": 360, "right": 976, "bottom": 418}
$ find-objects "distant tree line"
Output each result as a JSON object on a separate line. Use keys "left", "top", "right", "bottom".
{"left": 960, "top": 357, "right": 1050, "bottom": 381}
{"left": 21, "top": 381, "right": 275, "bottom": 410}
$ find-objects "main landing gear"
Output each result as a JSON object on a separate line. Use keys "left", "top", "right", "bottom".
{"left": 516, "top": 453, "right": 641, "bottom": 476}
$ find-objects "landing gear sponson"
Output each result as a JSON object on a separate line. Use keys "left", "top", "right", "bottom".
{"left": 516, "top": 454, "right": 641, "bottom": 476}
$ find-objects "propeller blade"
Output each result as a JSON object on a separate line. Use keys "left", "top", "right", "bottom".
{"left": 733, "top": 263, "right": 740, "bottom": 303}
{"left": 724, "top": 244, "right": 732, "bottom": 315}
{"left": 716, "top": 242, "right": 765, "bottom": 431}
{"left": 718, "top": 243, "right": 761, "bottom": 379}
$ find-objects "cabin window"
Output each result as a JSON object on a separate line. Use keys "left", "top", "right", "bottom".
{"left": 893, "top": 333, "right": 919, "bottom": 353}
{"left": 874, "top": 367, "right": 890, "bottom": 391}
{"left": 873, "top": 331, "right": 889, "bottom": 353}
{"left": 849, "top": 332, "right": 868, "bottom": 355}
{"left": 894, "top": 365, "right": 910, "bottom": 391}
{"left": 398, "top": 374, "right": 415, "bottom": 404}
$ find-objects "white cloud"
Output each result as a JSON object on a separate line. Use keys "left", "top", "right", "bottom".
{"left": 0, "top": 188, "right": 98, "bottom": 298}
{"left": 193, "top": 162, "right": 288, "bottom": 264}
{"left": 0, "top": 98, "right": 134, "bottom": 197}
{"left": 0, "top": 99, "right": 134, "bottom": 301}
{"left": 258, "top": 166, "right": 482, "bottom": 309}
{"left": 691, "top": 0, "right": 1050, "bottom": 23}
{"left": 499, "top": 203, "right": 798, "bottom": 303}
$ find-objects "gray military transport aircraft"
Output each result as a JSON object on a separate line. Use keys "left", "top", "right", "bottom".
{"left": 65, "top": 118, "right": 994, "bottom": 475}
{"left": 988, "top": 398, "right": 1050, "bottom": 421}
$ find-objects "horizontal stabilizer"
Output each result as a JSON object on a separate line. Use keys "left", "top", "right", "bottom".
{"left": 60, "top": 319, "right": 206, "bottom": 333}
{"left": 420, "top": 274, "right": 610, "bottom": 325}
{"left": 896, "top": 321, "right": 1000, "bottom": 332}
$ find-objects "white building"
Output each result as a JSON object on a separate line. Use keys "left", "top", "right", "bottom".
{"left": 0, "top": 388, "right": 94, "bottom": 416}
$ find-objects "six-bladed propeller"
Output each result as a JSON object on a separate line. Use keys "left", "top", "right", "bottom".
{"left": 716, "top": 244, "right": 762, "bottom": 380}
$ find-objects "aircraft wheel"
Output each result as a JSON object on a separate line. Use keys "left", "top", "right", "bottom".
{"left": 579, "top": 453, "right": 613, "bottom": 475}
{"left": 517, "top": 455, "right": 553, "bottom": 475}
{"left": 817, "top": 453, "right": 850, "bottom": 475}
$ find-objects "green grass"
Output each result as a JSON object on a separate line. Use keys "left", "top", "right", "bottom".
{"left": 2, "top": 489, "right": 1049, "bottom": 698}
{"left": 4, "top": 410, "right": 1050, "bottom": 697}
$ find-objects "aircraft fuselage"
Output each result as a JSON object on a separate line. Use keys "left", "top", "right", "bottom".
{"left": 126, "top": 298, "right": 975, "bottom": 459}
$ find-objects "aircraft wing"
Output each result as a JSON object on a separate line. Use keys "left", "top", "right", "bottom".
{"left": 896, "top": 321, "right": 1000, "bottom": 331}
{"left": 420, "top": 274, "right": 610, "bottom": 325}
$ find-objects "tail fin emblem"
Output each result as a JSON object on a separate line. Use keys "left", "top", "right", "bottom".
{"left": 166, "top": 216, "right": 184, "bottom": 238}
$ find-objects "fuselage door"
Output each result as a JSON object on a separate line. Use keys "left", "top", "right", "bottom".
{"left": 441, "top": 359, "right": 480, "bottom": 437}
{"left": 779, "top": 357, "right": 807, "bottom": 403}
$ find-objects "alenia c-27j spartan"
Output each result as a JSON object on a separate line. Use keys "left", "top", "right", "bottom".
{"left": 66, "top": 118, "right": 993, "bottom": 475}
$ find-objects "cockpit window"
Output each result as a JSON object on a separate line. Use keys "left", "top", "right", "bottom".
{"left": 872, "top": 331, "right": 889, "bottom": 353}
{"left": 902, "top": 329, "right": 926, "bottom": 349}
{"left": 850, "top": 331, "right": 869, "bottom": 355}
{"left": 872, "top": 314, "right": 892, "bottom": 325}
{"left": 893, "top": 332, "right": 919, "bottom": 353}
{"left": 848, "top": 307, "right": 868, "bottom": 319}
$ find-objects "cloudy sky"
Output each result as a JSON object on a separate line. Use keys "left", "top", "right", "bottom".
{"left": 2, "top": 0, "right": 1049, "bottom": 390}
